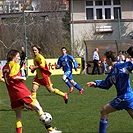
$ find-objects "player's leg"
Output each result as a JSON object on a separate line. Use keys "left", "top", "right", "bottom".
{"left": 23, "top": 96, "right": 62, "bottom": 132}
{"left": 127, "top": 109, "right": 133, "bottom": 118}
{"left": 68, "top": 74, "right": 84, "bottom": 94}
{"left": 99, "top": 103, "right": 117, "bottom": 133}
{"left": 62, "top": 73, "right": 73, "bottom": 92}
{"left": 12, "top": 100, "right": 23, "bottom": 133}
{"left": 15, "top": 109, "right": 22, "bottom": 133}
{"left": 46, "top": 85, "right": 68, "bottom": 104}
{"left": 31, "top": 83, "right": 39, "bottom": 99}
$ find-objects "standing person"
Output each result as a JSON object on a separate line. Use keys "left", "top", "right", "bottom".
{"left": 56, "top": 47, "right": 84, "bottom": 94}
{"left": 86, "top": 47, "right": 133, "bottom": 133}
{"left": 92, "top": 48, "right": 100, "bottom": 75}
{"left": 29, "top": 45, "right": 68, "bottom": 104}
{"left": 2, "top": 49, "right": 62, "bottom": 133}
{"left": 20, "top": 46, "right": 27, "bottom": 77}
{"left": 117, "top": 50, "right": 125, "bottom": 63}
{"left": 101, "top": 54, "right": 108, "bottom": 75}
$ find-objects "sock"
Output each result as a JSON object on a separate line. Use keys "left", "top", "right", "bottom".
{"left": 54, "top": 89, "right": 65, "bottom": 97}
{"left": 45, "top": 124, "right": 53, "bottom": 131}
{"left": 64, "top": 79, "right": 73, "bottom": 88}
{"left": 74, "top": 83, "right": 82, "bottom": 91}
{"left": 31, "top": 99, "right": 44, "bottom": 116}
{"left": 99, "top": 119, "right": 108, "bottom": 133}
{"left": 32, "top": 92, "right": 36, "bottom": 99}
{"left": 16, "top": 120, "right": 22, "bottom": 133}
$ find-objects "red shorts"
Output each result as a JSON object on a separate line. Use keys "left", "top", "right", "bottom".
{"left": 33, "top": 75, "right": 53, "bottom": 87}
{"left": 11, "top": 96, "right": 34, "bottom": 110}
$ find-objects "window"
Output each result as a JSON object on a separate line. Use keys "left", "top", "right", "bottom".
{"left": 104, "top": 0, "right": 111, "bottom": 5}
{"left": 113, "top": 0, "right": 120, "bottom": 5}
{"left": 105, "top": 8, "right": 111, "bottom": 19}
{"left": 86, "top": 1, "right": 93, "bottom": 6}
{"left": 95, "top": 1, "right": 102, "bottom": 6}
{"left": 114, "top": 7, "right": 121, "bottom": 19}
{"left": 96, "top": 9, "right": 102, "bottom": 19}
{"left": 86, "top": 0, "right": 121, "bottom": 20}
{"left": 86, "top": 8, "right": 93, "bottom": 19}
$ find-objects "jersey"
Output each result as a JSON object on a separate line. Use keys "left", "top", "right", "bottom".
{"left": 2, "top": 61, "right": 31, "bottom": 102}
{"left": 57, "top": 54, "right": 78, "bottom": 72}
{"left": 34, "top": 53, "right": 51, "bottom": 79}
{"left": 95, "top": 61, "right": 133, "bottom": 110}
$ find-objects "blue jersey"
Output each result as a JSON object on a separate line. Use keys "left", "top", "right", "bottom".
{"left": 95, "top": 61, "right": 133, "bottom": 110}
{"left": 57, "top": 54, "right": 78, "bottom": 72}
{"left": 95, "top": 61, "right": 133, "bottom": 96}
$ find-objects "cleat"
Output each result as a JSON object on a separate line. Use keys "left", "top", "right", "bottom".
{"left": 79, "top": 89, "right": 84, "bottom": 95}
{"left": 63, "top": 92, "right": 68, "bottom": 104}
{"left": 69, "top": 87, "right": 73, "bottom": 93}
{"left": 48, "top": 128, "right": 62, "bottom": 133}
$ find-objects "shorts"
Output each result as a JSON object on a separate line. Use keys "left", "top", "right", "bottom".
{"left": 33, "top": 76, "right": 53, "bottom": 88}
{"left": 11, "top": 95, "right": 35, "bottom": 110}
{"left": 109, "top": 94, "right": 133, "bottom": 110}
{"left": 64, "top": 71, "right": 73, "bottom": 80}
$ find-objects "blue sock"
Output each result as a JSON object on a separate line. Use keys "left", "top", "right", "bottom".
{"left": 99, "top": 119, "right": 108, "bottom": 133}
{"left": 74, "top": 83, "right": 82, "bottom": 91}
{"left": 64, "top": 79, "right": 73, "bottom": 88}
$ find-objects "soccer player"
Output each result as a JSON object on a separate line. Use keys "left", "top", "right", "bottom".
{"left": 56, "top": 47, "right": 84, "bottom": 94}
{"left": 86, "top": 47, "right": 133, "bottom": 133}
{"left": 29, "top": 45, "right": 68, "bottom": 104}
{"left": 2, "top": 49, "right": 62, "bottom": 133}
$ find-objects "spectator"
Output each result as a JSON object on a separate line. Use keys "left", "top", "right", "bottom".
{"left": 20, "top": 46, "right": 27, "bottom": 77}
{"left": 117, "top": 50, "right": 125, "bottom": 63}
{"left": 92, "top": 48, "right": 100, "bottom": 75}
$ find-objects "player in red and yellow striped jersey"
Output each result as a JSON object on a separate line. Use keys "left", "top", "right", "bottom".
{"left": 2, "top": 49, "right": 62, "bottom": 133}
{"left": 29, "top": 45, "right": 68, "bottom": 104}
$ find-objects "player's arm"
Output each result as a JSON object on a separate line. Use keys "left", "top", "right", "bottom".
{"left": 56, "top": 57, "right": 62, "bottom": 69}
{"left": 68, "top": 55, "right": 78, "bottom": 71}
{"left": 13, "top": 76, "right": 26, "bottom": 81}
{"left": 86, "top": 73, "right": 113, "bottom": 89}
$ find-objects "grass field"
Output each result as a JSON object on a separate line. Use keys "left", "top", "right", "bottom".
{"left": 0, "top": 75, "right": 133, "bottom": 133}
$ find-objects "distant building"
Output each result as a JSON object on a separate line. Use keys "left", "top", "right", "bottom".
{"left": 0, "top": 0, "right": 69, "bottom": 13}
{"left": 69, "top": 0, "right": 133, "bottom": 56}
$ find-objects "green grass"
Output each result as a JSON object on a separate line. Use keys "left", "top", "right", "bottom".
{"left": 0, "top": 75, "right": 133, "bottom": 133}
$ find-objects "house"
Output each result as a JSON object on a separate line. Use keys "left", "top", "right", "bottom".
{"left": 69, "top": 0, "right": 133, "bottom": 57}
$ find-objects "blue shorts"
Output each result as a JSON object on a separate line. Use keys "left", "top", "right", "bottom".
{"left": 64, "top": 71, "right": 73, "bottom": 80}
{"left": 109, "top": 94, "right": 133, "bottom": 110}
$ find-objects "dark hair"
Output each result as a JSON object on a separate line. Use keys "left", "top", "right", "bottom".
{"left": 105, "top": 51, "right": 117, "bottom": 62}
{"left": 127, "top": 46, "right": 133, "bottom": 58}
{"left": 7, "top": 49, "right": 19, "bottom": 62}
{"left": 61, "top": 47, "right": 67, "bottom": 51}
{"left": 32, "top": 45, "right": 41, "bottom": 53}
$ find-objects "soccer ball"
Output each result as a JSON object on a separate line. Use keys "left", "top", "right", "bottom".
{"left": 39, "top": 112, "right": 52, "bottom": 125}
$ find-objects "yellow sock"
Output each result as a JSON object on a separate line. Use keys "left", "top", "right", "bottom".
{"left": 47, "top": 127, "right": 53, "bottom": 131}
{"left": 16, "top": 120, "right": 22, "bottom": 133}
{"left": 32, "top": 92, "right": 36, "bottom": 99}
{"left": 54, "top": 89, "right": 65, "bottom": 97}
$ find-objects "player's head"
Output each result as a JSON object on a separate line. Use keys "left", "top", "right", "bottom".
{"left": 127, "top": 46, "right": 133, "bottom": 58}
{"left": 61, "top": 47, "right": 67, "bottom": 55}
{"left": 7, "top": 49, "right": 20, "bottom": 63}
{"left": 32, "top": 45, "right": 41, "bottom": 55}
{"left": 21, "top": 46, "right": 25, "bottom": 51}
{"left": 104, "top": 51, "right": 117, "bottom": 66}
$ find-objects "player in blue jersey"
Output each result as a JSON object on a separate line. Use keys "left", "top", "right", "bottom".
{"left": 56, "top": 47, "right": 84, "bottom": 94}
{"left": 86, "top": 46, "right": 133, "bottom": 133}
